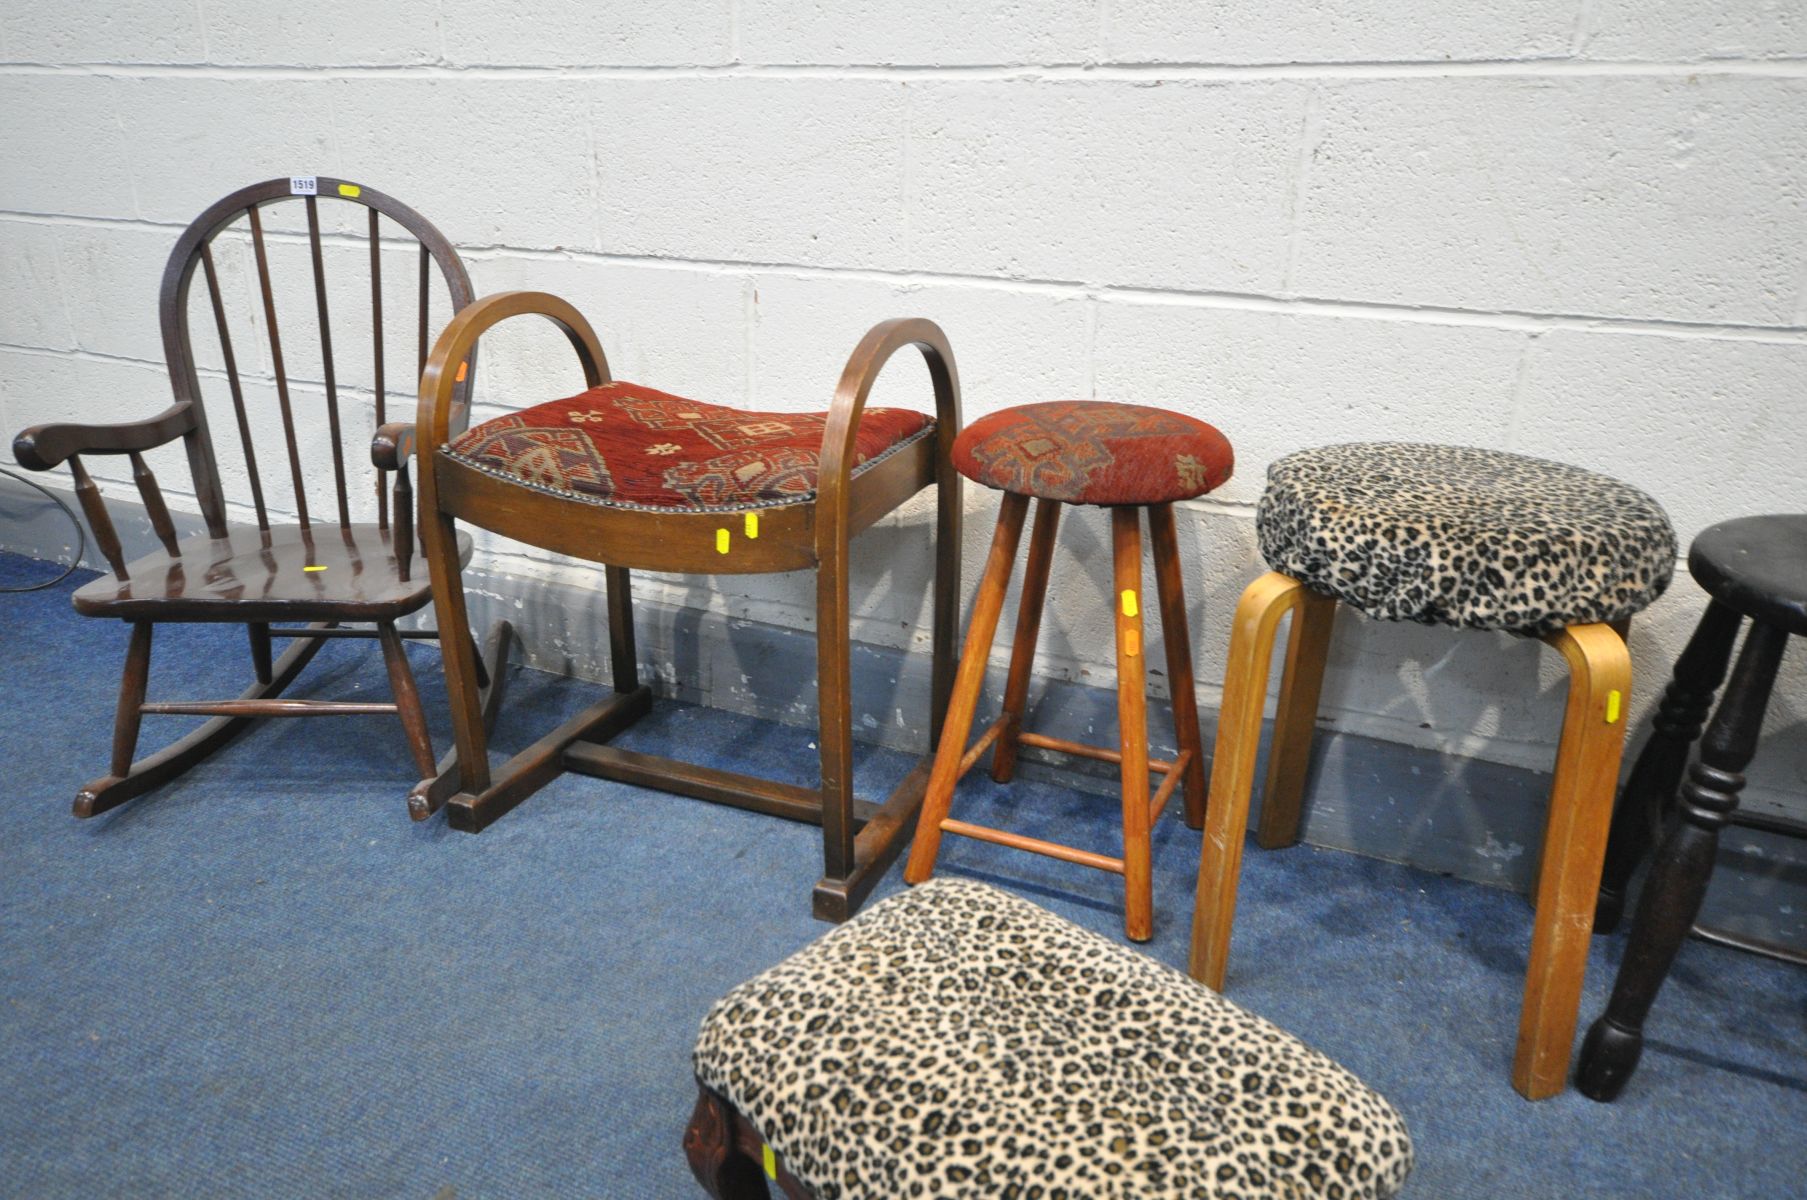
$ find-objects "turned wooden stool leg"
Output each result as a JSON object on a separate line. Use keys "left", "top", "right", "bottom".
{"left": 1514, "top": 623, "right": 1631, "bottom": 1099}
{"left": 992, "top": 498, "right": 1062, "bottom": 784}
{"left": 905, "top": 492, "right": 1031, "bottom": 885}
{"left": 1112, "top": 507, "right": 1154, "bottom": 941}
{"left": 1190, "top": 572, "right": 1311, "bottom": 988}
{"left": 1576, "top": 620, "right": 1789, "bottom": 1100}
{"left": 1594, "top": 601, "right": 1743, "bottom": 931}
{"left": 1148, "top": 503, "right": 1207, "bottom": 830}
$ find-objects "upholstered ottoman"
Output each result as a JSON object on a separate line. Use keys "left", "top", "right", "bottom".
{"left": 685, "top": 878, "right": 1413, "bottom": 1199}
{"left": 1190, "top": 442, "right": 1676, "bottom": 1100}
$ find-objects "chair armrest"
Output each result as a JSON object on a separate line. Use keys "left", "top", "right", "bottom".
{"left": 12, "top": 402, "right": 194, "bottom": 471}
{"left": 372, "top": 421, "right": 417, "bottom": 471}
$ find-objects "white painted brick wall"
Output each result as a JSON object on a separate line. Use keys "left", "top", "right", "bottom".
{"left": 2, "top": 3, "right": 1805, "bottom": 806}
{"left": 1104, "top": 1, "right": 1578, "bottom": 64}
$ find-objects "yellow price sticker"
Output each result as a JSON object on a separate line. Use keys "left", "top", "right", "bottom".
{"left": 1120, "top": 589, "right": 1138, "bottom": 618}
{"left": 716, "top": 528, "right": 730, "bottom": 555}
{"left": 744, "top": 512, "right": 759, "bottom": 539}
{"left": 1605, "top": 690, "right": 1622, "bottom": 724}
{"left": 303, "top": 565, "right": 327, "bottom": 573}
{"left": 1124, "top": 629, "right": 1140, "bottom": 658}
{"left": 337, "top": 183, "right": 361, "bottom": 198}
{"left": 762, "top": 1145, "right": 777, "bottom": 1180}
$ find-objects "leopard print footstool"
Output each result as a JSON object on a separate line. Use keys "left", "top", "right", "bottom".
{"left": 686, "top": 878, "right": 1413, "bottom": 1199}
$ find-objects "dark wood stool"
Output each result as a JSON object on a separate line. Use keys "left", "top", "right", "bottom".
{"left": 902, "top": 401, "right": 1233, "bottom": 941}
{"left": 1577, "top": 513, "right": 1805, "bottom": 1101}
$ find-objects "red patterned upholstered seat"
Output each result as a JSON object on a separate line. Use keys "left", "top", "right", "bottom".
{"left": 952, "top": 400, "right": 1233, "bottom": 505}
{"left": 445, "top": 381, "right": 934, "bottom": 512}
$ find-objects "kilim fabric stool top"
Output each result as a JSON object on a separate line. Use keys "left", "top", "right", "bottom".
{"left": 905, "top": 401, "right": 1235, "bottom": 941}
{"left": 684, "top": 878, "right": 1415, "bottom": 1200}
{"left": 1189, "top": 442, "right": 1677, "bottom": 1100}
{"left": 444, "top": 381, "right": 934, "bottom": 512}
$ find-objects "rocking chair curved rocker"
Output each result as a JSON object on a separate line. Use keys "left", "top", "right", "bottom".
{"left": 11, "top": 177, "right": 511, "bottom": 820}
{"left": 413, "top": 291, "right": 962, "bottom": 920}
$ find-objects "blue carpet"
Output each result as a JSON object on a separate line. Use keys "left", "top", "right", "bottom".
{"left": 0, "top": 549, "right": 1802, "bottom": 1198}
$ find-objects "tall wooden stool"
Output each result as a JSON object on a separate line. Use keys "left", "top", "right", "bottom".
{"left": 1577, "top": 514, "right": 1805, "bottom": 1100}
{"left": 903, "top": 401, "right": 1233, "bottom": 941}
{"left": 1188, "top": 443, "right": 1677, "bottom": 1099}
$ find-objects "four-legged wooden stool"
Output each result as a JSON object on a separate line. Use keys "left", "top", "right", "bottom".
{"left": 1188, "top": 443, "right": 1677, "bottom": 1098}
{"left": 1576, "top": 513, "right": 1806, "bottom": 1100}
{"left": 904, "top": 401, "right": 1233, "bottom": 940}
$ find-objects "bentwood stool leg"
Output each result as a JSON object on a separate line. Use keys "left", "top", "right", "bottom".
{"left": 1576, "top": 620, "right": 1790, "bottom": 1100}
{"left": 1112, "top": 507, "right": 1154, "bottom": 940}
{"left": 1515, "top": 622, "right": 1631, "bottom": 1099}
{"left": 1594, "top": 601, "right": 1744, "bottom": 931}
{"left": 905, "top": 492, "right": 1031, "bottom": 884}
{"left": 1256, "top": 587, "right": 1338, "bottom": 850}
{"left": 991, "top": 499, "right": 1062, "bottom": 784}
{"left": 1148, "top": 503, "right": 1208, "bottom": 829}
{"left": 1190, "top": 571, "right": 1312, "bottom": 987}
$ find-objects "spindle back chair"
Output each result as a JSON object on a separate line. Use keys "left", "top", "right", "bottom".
{"left": 11, "top": 177, "right": 511, "bottom": 820}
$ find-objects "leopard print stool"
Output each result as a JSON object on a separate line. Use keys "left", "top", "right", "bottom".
{"left": 1191, "top": 442, "right": 1678, "bottom": 1100}
{"left": 1256, "top": 443, "right": 1675, "bottom": 636}
{"left": 686, "top": 878, "right": 1413, "bottom": 1200}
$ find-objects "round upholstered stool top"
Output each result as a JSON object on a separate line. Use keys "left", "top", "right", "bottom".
{"left": 693, "top": 878, "right": 1414, "bottom": 1200}
{"left": 952, "top": 400, "right": 1233, "bottom": 505}
{"left": 1689, "top": 514, "right": 1807, "bottom": 637}
{"left": 1257, "top": 443, "right": 1676, "bottom": 635}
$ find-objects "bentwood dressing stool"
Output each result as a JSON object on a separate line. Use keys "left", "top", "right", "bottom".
{"left": 1577, "top": 514, "right": 1806, "bottom": 1100}
{"left": 413, "top": 292, "right": 962, "bottom": 921}
{"left": 686, "top": 879, "right": 1414, "bottom": 1200}
{"left": 1189, "top": 443, "right": 1677, "bottom": 1099}
{"left": 903, "top": 401, "right": 1233, "bottom": 941}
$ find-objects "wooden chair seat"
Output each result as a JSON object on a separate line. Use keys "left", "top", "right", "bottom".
{"left": 70, "top": 524, "right": 471, "bottom": 622}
